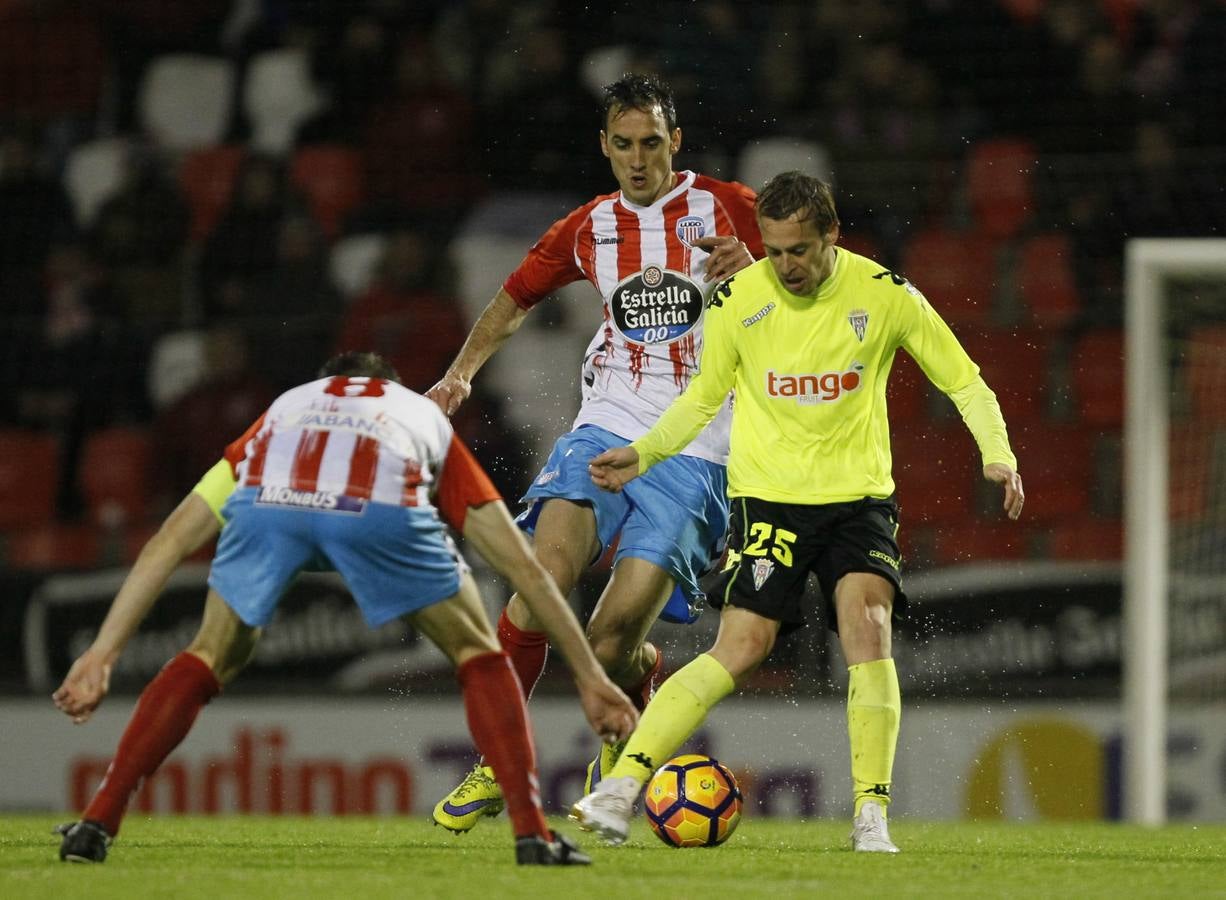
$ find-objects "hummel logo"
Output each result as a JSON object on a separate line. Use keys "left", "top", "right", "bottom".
{"left": 627, "top": 751, "right": 656, "bottom": 772}
{"left": 595, "top": 235, "right": 624, "bottom": 245}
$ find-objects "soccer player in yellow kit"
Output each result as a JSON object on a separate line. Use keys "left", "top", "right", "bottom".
{"left": 572, "top": 171, "right": 1025, "bottom": 852}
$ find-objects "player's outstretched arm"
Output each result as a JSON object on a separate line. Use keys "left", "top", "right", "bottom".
{"left": 462, "top": 500, "right": 637, "bottom": 743}
{"left": 52, "top": 491, "right": 221, "bottom": 724}
{"left": 426, "top": 289, "right": 530, "bottom": 416}
{"left": 693, "top": 234, "right": 755, "bottom": 284}
{"left": 588, "top": 445, "right": 641, "bottom": 493}
{"left": 984, "top": 463, "right": 1025, "bottom": 520}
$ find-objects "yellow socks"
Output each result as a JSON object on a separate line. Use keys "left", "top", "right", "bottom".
{"left": 847, "top": 657, "right": 901, "bottom": 817}
{"left": 608, "top": 653, "right": 735, "bottom": 784}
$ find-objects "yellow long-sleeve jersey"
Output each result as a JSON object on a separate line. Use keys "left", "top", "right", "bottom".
{"left": 634, "top": 249, "right": 1017, "bottom": 504}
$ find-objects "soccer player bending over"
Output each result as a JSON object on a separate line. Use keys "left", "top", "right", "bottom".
{"left": 52, "top": 351, "right": 636, "bottom": 866}
{"left": 427, "top": 73, "right": 761, "bottom": 830}
{"left": 573, "top": 172, "right": 1025, "bottom": 852}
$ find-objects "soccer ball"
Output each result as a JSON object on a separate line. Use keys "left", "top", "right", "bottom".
{"left": 643, "top": 754, "right": 742, "bottom": 847}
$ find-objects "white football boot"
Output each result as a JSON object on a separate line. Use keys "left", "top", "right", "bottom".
{"left": 569, "top": 775, "right": 640, "bottom": 846}
{"left": 850, "top": 800, "right": 900, "bottom": 853}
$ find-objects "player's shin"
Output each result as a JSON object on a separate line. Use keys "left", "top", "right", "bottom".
{"left": 607, "top": 653, "right": 735, "bottom": 785}
{"left": 82, "top": 652, "right": 221, "bottom": 836}
{"left": 456, "top": 651, "right": 550, "bottom": 841}
{"left": 847, "top": 657, "right": 901, "bottom": 816}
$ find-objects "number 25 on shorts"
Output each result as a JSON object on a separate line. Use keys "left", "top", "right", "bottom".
{"left": 743, "top": 522, "right": 797, "bottom": 567}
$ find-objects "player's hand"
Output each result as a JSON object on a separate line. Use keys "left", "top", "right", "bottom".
{"left": 576, "top": 672, "right": 639, "bottom": 745}
{"left": 693, "top": 235, "right": 754, "bottom": 284}
{"left": 425, "top": 373, "right": 472, "bottom": 417}
{"left": 52, "top": 649, "right": 114, "bottom": 724}
{"left": 589, "top": 446, "right": 641, "bottom": 493}
{"left": 984, "top": 463, "right": 1025, "bottom": 520}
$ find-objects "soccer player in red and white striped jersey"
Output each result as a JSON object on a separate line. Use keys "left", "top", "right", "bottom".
{"left": 51, "top": 352, "right": 637, "bottom": 866}
{"left": 429, "top": 74, "right": 763, "bottom": 831}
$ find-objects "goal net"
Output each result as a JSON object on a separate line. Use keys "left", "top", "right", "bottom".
{"left": 1123, "top": 239, "right": 1226, "bottom": 824}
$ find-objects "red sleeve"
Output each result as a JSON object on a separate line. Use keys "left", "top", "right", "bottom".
{"left": 435, "top": 434, "right": 503, "bottom": 530}
{"left": 501, "top": 196, "right": 608, "bottom": 309}
{"left": 222, "top": 413, "right": 267, "bottom": 477}
{"left": 697, "top": 175, "right": 764, "bottom": 259}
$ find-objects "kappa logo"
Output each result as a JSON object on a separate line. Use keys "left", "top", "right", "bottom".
{"left": 752, "top": 557, "right": 775, "bottom": 590}
{"left": 742, "top": 302, "right": 776, "bottom": 327}
{"left": 627, "top": 751, "right": 656, "bottom": 772}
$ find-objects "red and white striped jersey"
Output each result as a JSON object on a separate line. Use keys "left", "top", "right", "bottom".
{"left": 503, "top": 170, "right": 762, "bottom": 464}
{"left": 222, "top": 375, "right": 500, "bottom": 529}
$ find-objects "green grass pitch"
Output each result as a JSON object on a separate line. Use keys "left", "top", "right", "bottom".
{"left": 2, "top": 813, "right": 1224, "bottom": 899}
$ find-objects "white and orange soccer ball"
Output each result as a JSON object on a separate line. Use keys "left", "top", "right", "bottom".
{"left": 643, "top": 754, "right": 742, "bottom": 848}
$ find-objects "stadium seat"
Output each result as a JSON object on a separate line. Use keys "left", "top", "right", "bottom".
{"left": 899, "top": 228, "right": 998, "bottom": 325}
{"left": 78, "top": 427, "right": 155, "bottom": 526}
{"left": 1004, "top": 422, "right": 1093, "bottom": 522}
{"left": 62, "top": 138, "right": 131, "bottom": 228}
{"left": 179, "top": 145, "right": 247, "bottom": 243}
{"left": 1070, "top": 328, "right": 1124, "bottom": 427}
{"left": 579, "top": 45, "right": 632, "bottom": 100}
{"left": 1047, "top": 517, "right": 1123, "bottom": 560}
{"left": 890, "top": 424, "right": 979, "bottom": 526}
{"left": 934, "top": 520, "right": 1031, "bottom": 565}
{"left": 6, "top": 522, "right": 101, "bottom": 570}
{"left": 147, "top": 330, "right": 209, "bottom": 410}
{"left": 1183, "top": 324, "right": 1226, "bottom": 425}
{"left": 289, "top": 145, "right": 364, "bottom": 238}
{"left": 958, "top": 328, "right": 1051, "bottom": 423}
{"left": 1169, "top": 423, "right": 1211, "bottom": 524}
{"left": 837, "top": 232, "right": 882, "bottom": 262}
{"left": 137, "top": 54, "right": 236, "bottom": 153}
{"left": 1018, "top": 233, "right": 1082, "bottom": 328}
{"left": 329, "top": 233, "right": 387, "bottom": 301}
{"left": 242, "top": 48, "right": 325, "bottom": 156}
{"left": 0, "top": 430, "right": 59, "bottom": 530}
{"left": 885, "top": 351, "right": 927, "bottom": 424}
{"left": 966, "top": 138, "right": 1037, "bottom": 240}
{"left": 736, "top": 136, "right": 832, "bottom": 191}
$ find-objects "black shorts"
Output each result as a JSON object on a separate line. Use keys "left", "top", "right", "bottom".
{"left": 706, "top": 495, "right": 907, "bottom": 633}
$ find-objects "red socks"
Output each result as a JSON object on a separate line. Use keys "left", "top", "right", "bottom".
{"left": 632, "top": 643, "right": 663, "bottom": 711}
{"left": 496, "top": 608, "right": 549, "bottom": 700}
{"left": 83, "top": 652, "right": 221, "bottom": 835}
{"left": 457, "top": 651, "right": 549, "bottom": 841}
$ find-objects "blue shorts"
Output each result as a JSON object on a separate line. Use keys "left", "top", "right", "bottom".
{"left": 209, "top": 487, "right": 464, "bottom": 628}
{"left": 517, "top": 425, "right": 728, "bottom": 624}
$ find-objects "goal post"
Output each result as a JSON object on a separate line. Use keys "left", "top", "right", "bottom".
{"left": 1123, "top": 238, "right": 1226, "bottom": 825}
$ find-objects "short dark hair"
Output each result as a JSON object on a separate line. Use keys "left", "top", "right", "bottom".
{"left": 601, "top": 73, "right": 677, "bottom": 132}
{"left": 317, "top": 351, "right": 401, "bottom": 382}
{"left": 755, "top": 171, "right": 840, "bottom": 235}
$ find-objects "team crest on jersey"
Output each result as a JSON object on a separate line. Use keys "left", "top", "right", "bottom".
{"left": 675, "top": 216, "right": 706, "bottom": 247}
{"left": 848, "top": 308, "right": 869, "bottom": 342}
{"left": 751, "top": 557, "right": 775, "bottom": 591}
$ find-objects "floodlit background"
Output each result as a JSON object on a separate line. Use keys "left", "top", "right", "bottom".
{"left": 0, "top": 0, "right": 1223, "bottom": 822}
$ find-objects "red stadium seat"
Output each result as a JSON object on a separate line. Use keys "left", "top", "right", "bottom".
{"left": 886, "top": 351, "right": 928, "bottom": 424}
{"left": 1183, "top": 324, "right": 1226, "bottom": 425}
{"left": 934, "top": 520, "right": 1031, "bottom": 565}
{"left": 890, "top": 424, "right": 979, "bottom": 526}
{"left": 0, "top": 430, "right": 59, "bottom": 530}
{"left": 289, "top": 145, "right": 365, "bottom": 239}
{"left": 966, "top": 138, "right": 1038, "bottom": 240}
{"left": 959, "top": 327, "right": 1051, "bottom": 423}
{"left": 1169, "top": 424, "right": 1211, "bottom": 524}
{"left": 78, "top": 427, "right": 155, "bottom": 526}
{"left": 1047, "top": 517, "right": 1123, "bottom": 561}
{"left": 1071, "top": 328, "right": 1124, "bottom": 427}
{"left": 900, "top": 228, "right": 998, "bottom": 325}
{"left": 6, "top": 522, "right": 101, "bottom": 570}
{"left": 179, "top": 144, "right": 246, "bottom": 243}
{"left": 1005, "top": 422, "right": 1093, "bottom": 522}
{"left": 1018, "top": 233, "right": 1082, "bottom": 328}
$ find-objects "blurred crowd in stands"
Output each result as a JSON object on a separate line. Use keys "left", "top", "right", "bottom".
{"left": 0, "top": 0, "right": 1224, "bottom": 573}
